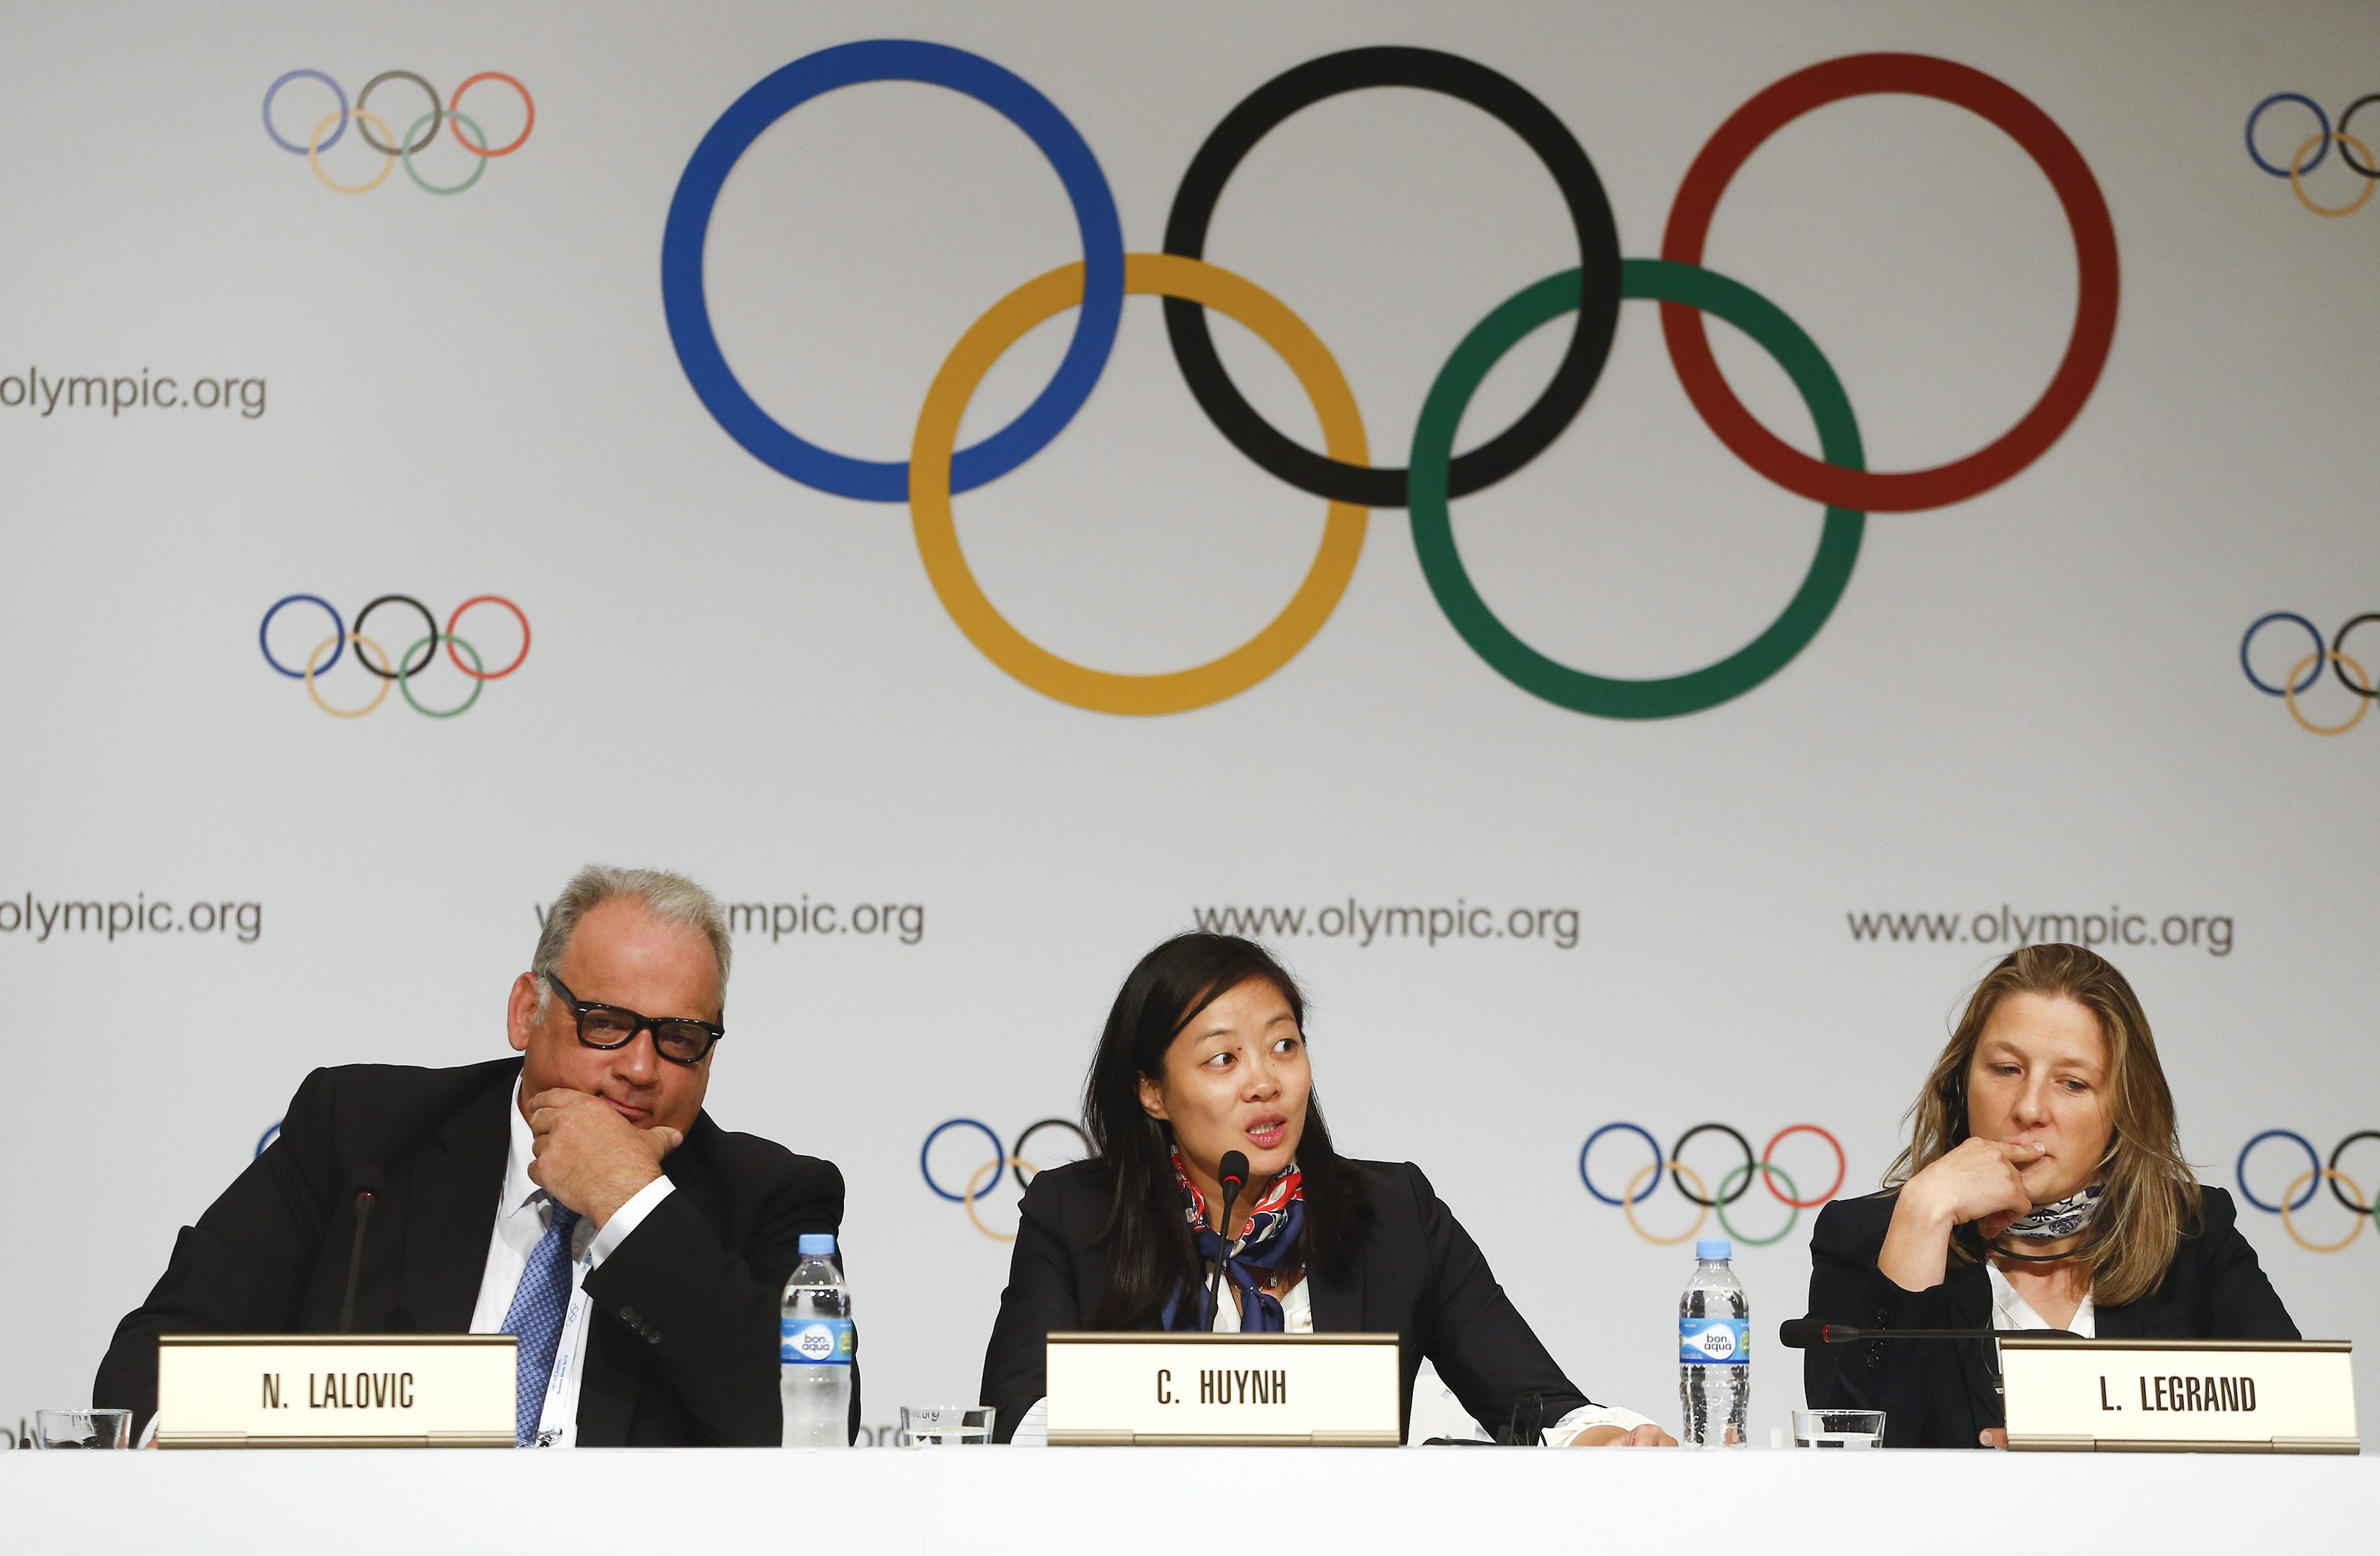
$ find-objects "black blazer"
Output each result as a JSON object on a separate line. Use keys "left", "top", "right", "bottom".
{"left": 981, "top": 1157, "right": 1599, "bottom": 1442}
{"left": 95, "top": 1056, "right": 852, "bottom": 1446}
{"left": 1804, "top": 1187, "right": 2298, "bottom": 1448}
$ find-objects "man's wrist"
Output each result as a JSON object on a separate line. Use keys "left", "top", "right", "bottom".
{"left": 586, "top": 1175, "right": 676, "bottom": 1267}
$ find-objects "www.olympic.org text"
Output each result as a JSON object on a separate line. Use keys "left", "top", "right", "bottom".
{"left": 1192, "top": 901, "right": 1581, "bottom": 950}
{"left": 1, "top": 366, "right": 266, "bottom": 418}
{"left": 0, "top": 893, "right": 263, "bottom": 943}
{"left": 1847, "top": 906, "right": 2233, "bottom": 958}
{"left": 537, "top": 897, "right": 927, "bottom": 946}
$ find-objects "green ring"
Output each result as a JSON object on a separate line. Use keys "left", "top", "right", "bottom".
{"left": 397, "top": 632, "right": 485, "bottom": 718}
{"left": 1712, "top": 1159, "right": 1800, "bottom": 1247}
{"left": 400, "top": 110, "right": 490, "bottom": 196}
{"left": 1409, "top": 257, "right": 1866, "bottom": 720}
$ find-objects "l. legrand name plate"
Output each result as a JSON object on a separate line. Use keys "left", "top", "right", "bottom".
{"left": 156, "top": 1334, "right": 517, "bottom": 1448}
{"left": 2002, "top": 1337, "right": 2357, "bottom": 1454}
{"left": 1046, "top": 1332, "right": 1400, "bottom": 1446}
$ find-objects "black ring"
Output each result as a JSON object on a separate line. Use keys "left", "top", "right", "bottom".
{"left": 2339, "top": 95, "right": 2380, "bottom": 179}
{"left": 351, "top": 595, "right": 440, "bottom": 680}
{"left": 1670, "top": 1122, "right": 1755, "bottom": 1207}
{"left": 2327, "top": 1131, "right": 2380, "bottom": 1216}
{"left": 1011, "top": 1117, "right": 1091, "bottom": 1188}
{"left": 355, "top": 71, "right": 443, "bottom": 156}
{"left": 1160, "top": 46, "right": 1623, "bottom": 509}
{"left": 2331, "top": 614, "right": 2380, "bottom": 699}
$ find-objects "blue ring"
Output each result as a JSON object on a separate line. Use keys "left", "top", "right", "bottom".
{"left": 922, "top": 1117, "right": 1005, "bottom": 1203}
{"left": 2240, "top": 611, "right": 2325, "bottom": 697}
{"left": 2246, "top": 92, "right": 2330, "bottom": 179}
{"left": 264, "top": 69, "right": 348, "bottom": 155}
{"left": 2237, "top": 1128, "right": 2322, "bottom": 1214}
{"left": 260, "top": 594, "right": 344, "bottom": 678}
{"left": 660, "top": 39, "right": 1124, "bottom": 503}
{"left": 1579, "top": 1122, "right": 1662, "bottom": 1206}
{"left": 255, "top": 1120, "right": 283, "bottom": 1159}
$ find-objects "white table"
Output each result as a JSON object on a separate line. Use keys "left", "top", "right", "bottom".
{"left": 7, "top": 1446, "right": 2374, "bottom": 1553}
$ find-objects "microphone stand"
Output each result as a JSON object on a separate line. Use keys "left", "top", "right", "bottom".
{"left": 1203, "top": 1157, "right": 1249, "bottom": 1333}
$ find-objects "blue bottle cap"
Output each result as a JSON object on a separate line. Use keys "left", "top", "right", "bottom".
{"left": 1696, "top": 1238, "right": 1732, "bottom": 1260}
{"left": 798, "top": 1233, "right": 837, "bottom": 1256}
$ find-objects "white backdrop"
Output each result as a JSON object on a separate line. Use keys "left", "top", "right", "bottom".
{"left": 4, "top": 0, "right": 2378, "bottom": 1448}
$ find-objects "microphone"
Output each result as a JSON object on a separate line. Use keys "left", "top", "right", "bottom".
{"left": 1203, "top": 1151, "right": 1251, "bottom": 1333}
{"left": 1779, "top": 1317, "right": 2077, "bottom": 1348}
{"left": 338, "top": 1167, "right": 382, "bottom": 1333}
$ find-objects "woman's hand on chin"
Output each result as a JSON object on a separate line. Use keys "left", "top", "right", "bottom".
{"left": 1572, "top": 1423, "right": 1678, "bottom": 1447}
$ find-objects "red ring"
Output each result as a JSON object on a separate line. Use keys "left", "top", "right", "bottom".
{"left": 449, "top": 71, "right": 535, "bottom": 157}
{"left": 1761, "top": 1123, "right": 1846, "bottom": 1207}
{"left": 1658, "top": 53, "right": 2119, "bottom": 513}
{"left": 446, "top": 596, "right": 531, "bottom": 679}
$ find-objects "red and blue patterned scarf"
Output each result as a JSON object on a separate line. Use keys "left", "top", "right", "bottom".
{"left": 1158, "top": 1149, "right": 1306, "bottom": 1332}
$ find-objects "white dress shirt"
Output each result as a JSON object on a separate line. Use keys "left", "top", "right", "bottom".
{"left": 1986, "top": 1262, "right": 2096, "bottom": 1337}
{"left": 465, "top": 1083, "right": 677, "bottom": 1446}
{"left": 1006, "top": 1278, "right": 1657, "bottom": 1446}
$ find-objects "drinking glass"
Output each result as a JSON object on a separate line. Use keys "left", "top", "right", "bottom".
{"left": 34, "top": 1410, "right": 133, "bottom": 1449}
{"left": 897, "top": 1405, "right": 995, "bottom": 1446}
{"left": 1791, "top": 1407, "right": 1885, "bottom": 1448}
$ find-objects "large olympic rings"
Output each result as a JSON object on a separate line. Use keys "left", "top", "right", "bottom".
{"left": 2238, "top": 1130, "right": 2380, "bottom": 1254}
{"left": 2244, "top": 92, "right": 2380, "bottom": 216}
{"left": 2238, "top": 613, "right": 2380, "bottom": 735}
{"left": 1582, "top": 1122, "right": 1846, "bottom": 1245}
{"left": 258, "top": 594, "right": 529, "bottom": 719}
{"left": 922, "top": 1117, "right": 1092, "bottom": 1242}
{"left": 263, "top": 68, "right": 534, "bottom": 194}
{"left": 666, "top": 43, "right": 2117, "bottom": 717}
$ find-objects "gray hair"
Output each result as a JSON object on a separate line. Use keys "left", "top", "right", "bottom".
{"left": 532, "top": 866, "right": 733, "bottom": 1015}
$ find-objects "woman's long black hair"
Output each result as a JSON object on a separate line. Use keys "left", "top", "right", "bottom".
{"left": 1083, "top": 932, "right": 1372, "bottom": 1326}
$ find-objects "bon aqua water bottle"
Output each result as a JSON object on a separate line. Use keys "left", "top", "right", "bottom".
{"left": 1678, "top": 1237, "right": 1750, "bottom": 1446}
{"left": 780, "top": 1232, "right": 853, "bottom": 1447}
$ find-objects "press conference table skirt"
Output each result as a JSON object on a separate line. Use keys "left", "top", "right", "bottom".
{"left": 8, "top": 1445, "right": 2374, "bottom": 1552}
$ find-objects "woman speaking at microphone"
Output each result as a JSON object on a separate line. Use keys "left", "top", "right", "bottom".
{"left": 1804, "top": 943, "right": 2298, "bottom": 1447}
{"left": 981, "top": 933, "right": 1671, "bottom": 1446}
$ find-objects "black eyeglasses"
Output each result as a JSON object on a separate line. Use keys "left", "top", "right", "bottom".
{"left": 543, "top": 973, "right": 724, "bottom": 1066}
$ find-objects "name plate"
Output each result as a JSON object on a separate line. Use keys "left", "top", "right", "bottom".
{"left": 156, "top": 1335, "right": 518, "bottom": 1449}
{"left": 1046, "top": 1332, "right": 1400, "bottom": 1446}
{"left": 2002, "top": 1337, "right": 2358, "bottom": 1454}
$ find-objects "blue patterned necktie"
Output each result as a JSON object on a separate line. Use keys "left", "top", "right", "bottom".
{"left": 502, "top": 1202, "right": 581, "bottom": 1446}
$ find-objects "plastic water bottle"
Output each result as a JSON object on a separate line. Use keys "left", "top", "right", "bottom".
{"left": 1678, "top": 1237, "right": 1749, "bottom": 1446}
{"left": 780, "top": 1232, "right": 853, "bottom": 1447}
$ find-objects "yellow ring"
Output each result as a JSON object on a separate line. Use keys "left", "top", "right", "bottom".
{"left": 2290, "top": 132, "right": 2376, "bottom": 218}
{"left": 1621, "top": 1160, "right": 1711, "bottom": 1245}
{"left": 910, "top": 251, "right": 1369, "bottom": 715}
{"left": 304, "top": 633, "right": 393, "bottom": 718}
{"left": 2278, "top": 1167, "right": 2366, "bottom": 1253}
{"left": 962, "top": 1154, "right": 1037, "bottom": 1243}
{"left": 2282, "top": 650, "right": 2371, "bottom": 735}
{"left": 310, "top": 108, "right": 398, "bottom": 195}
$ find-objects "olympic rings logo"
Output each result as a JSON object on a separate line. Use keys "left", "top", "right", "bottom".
{"left": 920, "top": 1117, "right": 1091, "bottom": 1242}
{"left": 2237, "top": 613, "right": 2380, "bottom": 736}
{"left": 2236, "top": 1131, "right": 2380, "bottom": 1254}
{"left": 1580, "top": 1123, "right": 1847, "bottom": 1247}
{"left": 258, "top": 593, "right": 531, "bottom": 719}
{"left": 2244, "top": 93, "right": 2380, "bottom": 218}
{"left": 662, "top": 42, "right": 2117, "bottom": 721}
{"left": 261, "top": 69, "right": 534, "bottom": 195}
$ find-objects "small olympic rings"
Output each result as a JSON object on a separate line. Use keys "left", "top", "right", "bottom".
{"left": 2239, "top": 1131, "right": 2380, "bottom": 1253}
{"left": 2283, "top": 651, "right": 2371, "bottom": 736}
{"left": 1582, "top": 1120, "right": 1846, "bottom": 1243}
{"left": 2245, "top": 92, "right": 2380, "bottom": 215}
{"left": 2246, "top": 92, "right": 2331, "bottom": 178}
{"left": 260, "top": 593, "right": 529, "bottom": 718}
{"left": 922, "top": 1116, "right": 1093, "bottom": 1239}
{"left": 2279, "top": 1169, "right": 2369, "bottom": 1255}
{"left": 2242, "top": 614, "right": 2380, "bottom": 734}
{"left": 263, "top": 68, "right": 534, "bottom": 193}
{"left": 2289, "top": 133, "right": 2376, "bottom": 218}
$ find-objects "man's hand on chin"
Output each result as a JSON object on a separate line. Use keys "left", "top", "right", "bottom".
{"left": 526, "top": 1088, "right": 684, "bottom": 1228}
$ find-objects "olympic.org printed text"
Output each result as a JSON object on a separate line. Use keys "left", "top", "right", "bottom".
{"left": 1847, "top": 906, "right": 2233, "bottom": 958}
{"left": 1, "top": 366, "right": 265, "bottom": 419}
{"left": 0, "top": 894, "right": 262, "bottom": 943}
{"left": 535, "top": 898, "right": 926, "bottom": 947}
{"left": 1192, "top": 901, "right": 1580, "bottom": 950}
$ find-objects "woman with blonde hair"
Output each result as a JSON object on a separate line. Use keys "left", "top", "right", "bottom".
{"left": 1804, "top": 943, "right": 2297, "bottom": 1447}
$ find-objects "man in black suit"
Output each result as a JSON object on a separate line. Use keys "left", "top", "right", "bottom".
{"left": 95, "top": 865, "right": 849, "bottom": 1446}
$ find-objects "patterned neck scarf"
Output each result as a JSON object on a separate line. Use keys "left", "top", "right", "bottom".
{"left": 2001, "top": 1182, "right": 2104, "bottom": 1240}
{"left": 1158, "top": 1149, "right": 1305, "bottom": 1332}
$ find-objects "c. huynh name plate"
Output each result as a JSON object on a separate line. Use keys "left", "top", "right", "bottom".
{"left": 155, "top": 1334, "right": 519, "bottom": 1448}
{"left": 1045, "top": 1332, "right": 1401, "bottom": 1446}
{"left": 2001, "top": 1337, "right": 2357, "bottom": 1454}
